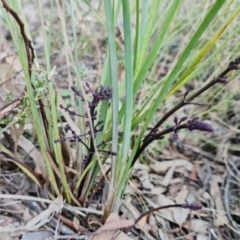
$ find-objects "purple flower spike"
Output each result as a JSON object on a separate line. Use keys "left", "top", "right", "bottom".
{"left": 186, "top": 119, "right": 214, "bottom": 132}
{"left": 173, "top": 133, "right": 178, "bottom": 141}
{"left": 182, "top": 203, "right": 202, "bottom": 211}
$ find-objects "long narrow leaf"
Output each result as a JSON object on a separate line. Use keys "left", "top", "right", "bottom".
{"left": 118, "top": 0, "right": 133, "bottom": 188}
{"left": 135, "top": 0, "right": 161, "bottom": 76}
{"left": 166, "top": 4, "right": 240, "bottom": 97}
{"left": 103, "top": 0, "right": 119, "bottom": 212}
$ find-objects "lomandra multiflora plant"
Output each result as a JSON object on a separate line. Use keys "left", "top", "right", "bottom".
{"left": 2, "top": 0, "right": 240, "bottom": 233}
{"left": 57, "top": 57, "right": 240, "bottom": 167}
{"left": 55, "top": 58, "right": 240, "bottom": 221}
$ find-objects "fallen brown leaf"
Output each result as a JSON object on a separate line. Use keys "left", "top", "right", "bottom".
{"left": 89, "top": 212, "right": 134, "bottom": 240}
{"left": 161, "top": 166, "right": 175, "bottom": 187}
{"left": 96, "top": 213, "right": 134, "bottom": 232}
{"left": 182, "top": 219, "right": 210, "bottom": 232}
{"left": 189, "top": 164, "right": 200, "bottom": 180}
{"left": 89, "top": 230, "right": 134, "bottom": 240}
{"left": 122, "top": 198, "right": 147, "bottom": 230}
{"left": 150, "top": 160, "right": 192, "bottom": 174}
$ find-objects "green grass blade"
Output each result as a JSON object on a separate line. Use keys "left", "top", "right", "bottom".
{"left": 118, "top": 0, "right": 133, "bottom": 176}
{"left": 135, "top": 0, "right": 161, "bottom": 76}
{"left": 133, "top": 1, "right": 181, "bottom": 96}
{"left": 133, "top": 0, "right": 140, "bottom": 72}
{"left": 139, "top": 0, "right": 149, "bottom": 49}
{"left": 103, "top": 0, "right": 119, "bottom": 210}
{"left": 115, "top": 1, "right": 181, "bottom": 127}
{"left": 48, "top": 68, "right": 71, "bottom": 203}
{"left": 167, "top": 4, "right": 240, "bottom": 97}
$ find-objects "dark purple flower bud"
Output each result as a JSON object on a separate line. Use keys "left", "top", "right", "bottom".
{"left": 179, "top": 116, "right": 188, "bottom": 123}
{"left": 214, "top": 77, "right": 227, "bottom": 84}
{"left": 228, "top": 61, "right": 239, "bottom": 70}
{"left": 71, "top": 85, "right": 84, "bottom": 98}
{"left": 186, "top": 119, "right": 213, "bottom": 132}
{"left": 98, "top": 149, "right": 117, "bottom": 156}
{"left": 192, "top": 117, "right": 199, "bottom": 121}
{"left": 82, "top": 154, "right": 90, "bottom": 169}
{"left": 54, "top": 137, "right": 67, "bottom": 143}
{"left": 149, "top": 128, "right": 158, "bottom": 138}
{"left": 228, "top": 57, "right": 240, "bottom": 70}
{"left": 173, "top": 132, "right": 178, "bottom": 141}
{"left": 181, "top": 203, "right": 202, "bottom": 211}
{"left": 174, "top": 116, "right": 178, "bottom": 125}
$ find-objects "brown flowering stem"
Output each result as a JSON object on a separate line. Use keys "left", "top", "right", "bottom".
{"left": 132, "top": 57, "right": 240, "bottom": 166}
{"left": 134, "top": 119, "right": 213, "bottom": 162}
{"left": 145, "top": 57, "right": 239, "bottom": 143}
{"left": 124, "top": 203, "right": 202, "bottom": 233}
